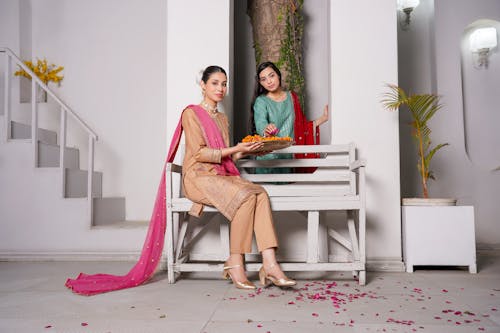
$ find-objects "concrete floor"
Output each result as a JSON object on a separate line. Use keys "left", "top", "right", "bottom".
{"left": 1, "top": 252, "right": 499, "bottom": 333}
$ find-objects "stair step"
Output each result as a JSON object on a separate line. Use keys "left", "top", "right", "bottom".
{"left": 38, "top": 142, "right": 80, "bottom": 169}
{"left": 92, "top": 220, "right": 149, "bottom": 229}
{"left": 11, "top": 121, "right": 57, "bottom": 145}
{"left": 93, "top": 197, "right": 126, "bottom": 226}
{"left": 65, "top": 169, "right": 102, "bottom": 198}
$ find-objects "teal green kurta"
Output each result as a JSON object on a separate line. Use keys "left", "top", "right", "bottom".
{"left": 253, "top": 92, "right": 294, "bottom": 174}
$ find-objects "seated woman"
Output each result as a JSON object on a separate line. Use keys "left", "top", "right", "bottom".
{"left": 182, "top": 65, "right": 296, "bottom": 289}
{"left": 65, "top": 65, "right": 295, "bottom": 296}
{"left": 250, "top": 61, "right": 329, "bottom": 174}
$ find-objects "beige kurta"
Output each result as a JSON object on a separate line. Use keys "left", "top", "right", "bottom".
{"left": 181, "top": 107, "right": 266, "bottom": 221}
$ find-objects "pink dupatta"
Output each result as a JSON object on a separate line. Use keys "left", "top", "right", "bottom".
{"left": 65, "top": 105, "right": 238, "bottom": 295}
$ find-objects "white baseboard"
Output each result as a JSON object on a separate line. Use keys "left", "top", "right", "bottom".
{"left": 0, "top": 250, "right": 143, "bottom": 262}
{"left": 0, "top": 250, "right": 405, "bottom": 272}
{"left": 365, "top": 257, "right": 405, "bottom": 272}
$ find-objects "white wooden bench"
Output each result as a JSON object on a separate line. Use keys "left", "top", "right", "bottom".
{"left": 165, "top": 143, "right": 367, "bottom": 285}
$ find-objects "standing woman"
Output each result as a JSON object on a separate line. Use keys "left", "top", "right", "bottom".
{"left": 250, "top": 61, "right": 329, "bottom": 174}
{"left": 181, "top": 65, "right": 295, "bottom": 289}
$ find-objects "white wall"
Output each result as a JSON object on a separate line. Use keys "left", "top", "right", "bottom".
{"left": 460, "top": 19, "right": 500, "bottom": 171}
{"left": 330, "top": 0, "right": 402, "bottom": 262}
{"left": 27, "top": 0, "right": 166, "bottom": 221}
{"left": 398, "top": 0, "right": 500, "bottom": 247}
{"left": 434, "top": 0, "right": 500, "bottom": 247}
{"left": 166, "top": 0, "right": 233, "bottom": 152}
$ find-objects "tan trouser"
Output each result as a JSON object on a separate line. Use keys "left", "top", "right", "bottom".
{"left": 229, "top": 192, "right": 278, "bottom": 254}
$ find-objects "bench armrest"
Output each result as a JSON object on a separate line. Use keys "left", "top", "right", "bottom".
{"left": 166, "top": 162, "right": 182, "bottom": 174}
{"left": 350, "top": 159, "right": 366, "bottom": 171}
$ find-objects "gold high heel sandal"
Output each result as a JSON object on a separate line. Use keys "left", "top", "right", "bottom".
{"left": 259, "top": 263, "right": 296, "bottom": 288}
{"left": 222, "top": 262, "right": 256, "bottom": 290}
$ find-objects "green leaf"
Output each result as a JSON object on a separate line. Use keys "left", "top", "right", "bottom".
{"left": 424, "top": 143, "right": 449, "bottom": 166}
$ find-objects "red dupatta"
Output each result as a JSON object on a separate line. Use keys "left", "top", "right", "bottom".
{"left": 65, "top": 105, "right": 238, "bottom": 296}
{"left": 291, "top": 91, "right": 320, "bottom": 173}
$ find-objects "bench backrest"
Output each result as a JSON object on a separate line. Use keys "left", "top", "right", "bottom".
{"left": 237, "top": 143, "right": 357, "bottom": 197}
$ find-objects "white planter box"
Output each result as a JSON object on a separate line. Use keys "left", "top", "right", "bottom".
{"left": 402, "top": 205, "right": 477, "bottom": 273}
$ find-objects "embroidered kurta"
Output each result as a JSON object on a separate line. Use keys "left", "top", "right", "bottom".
{"left": 253, "top": 92, "right": 294, "bottom": 174}
{"left": 181, "top": 107, "right": 265, "bottom": 220}
{"left": 253, "top": 91, "right": 320, "bottom": 174}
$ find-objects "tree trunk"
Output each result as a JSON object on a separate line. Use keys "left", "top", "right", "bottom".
{"left": 247, "top": 0, "right": 304, "bottom": 104}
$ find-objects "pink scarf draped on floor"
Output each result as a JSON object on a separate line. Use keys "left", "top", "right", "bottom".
{"left": 65, "top": 105, "right": 238, "bottom": 295}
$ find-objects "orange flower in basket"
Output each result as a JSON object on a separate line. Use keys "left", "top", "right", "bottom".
{"left": 241, "top": 134, "right": 292, "bottom": 143}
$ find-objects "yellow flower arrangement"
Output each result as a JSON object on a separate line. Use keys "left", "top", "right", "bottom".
{"left": 14, "top": 58, "right": 64, "bottom": 86}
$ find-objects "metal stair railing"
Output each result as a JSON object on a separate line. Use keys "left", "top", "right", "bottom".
{"left": 1, "top": 47, "right": 98, "bottom": 225}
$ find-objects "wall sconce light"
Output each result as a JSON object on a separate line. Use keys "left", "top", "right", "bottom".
{"left": 397, "top": 0, "right": 420, "bottom": 31}
{"left": 469, "top": 27, "right": 497, "bottom": 68}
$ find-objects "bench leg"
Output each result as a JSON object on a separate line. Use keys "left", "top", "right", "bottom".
{"left": 358, "top": 208, "right": 366, "bottom": 284}
{"left": 347, "top": 211, "right": 360, "bottom": 261}
{"left": 318, "top": 212, "right": 328, "bottom": 262}
{"left": 166, "top": 210, "right": 176, "bottom": 283}
{"left": 358, "top": 270, "right": 366, "bottom": 285}
{"left": 175, "top": 214, "right": 190, "bottom": 262}
{"left": 347, "top": 211, "right": 362, "bottom": 282}
{"left": 307, "top": 211, "right": 320, "bottom": 263}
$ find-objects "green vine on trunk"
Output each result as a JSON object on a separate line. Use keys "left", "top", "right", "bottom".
{"left": 254, "top": 41, "right": 263, "bottom": 65}
{"left": 278, "top": 0, "right": 305, "bottom": 109}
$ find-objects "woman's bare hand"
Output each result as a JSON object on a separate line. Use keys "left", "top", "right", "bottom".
{"left": 315, "top": 105, "right": 329, "bottom": 127}
{"left": 323, "top": 104, "right": 329, "bottom": 120}
{"left": 237, "top": 141, "right": 264, "bottom": 153}
{"left": 264, "top": 123, "right": 279, "bottom": 137}
{"left": 232, "top": 142, "right": 265, "bottom": 161}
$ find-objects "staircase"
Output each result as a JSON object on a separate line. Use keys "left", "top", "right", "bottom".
{"left": 0, "top": 47, "right": 150, "bottom": 260}
{"left": 9, "top": 119, "right": 127, "bottom": 224}
{"left": 1, "top": 47, "right": 127, "bottom": 226}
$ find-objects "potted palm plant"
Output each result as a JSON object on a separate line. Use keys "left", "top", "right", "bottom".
{"left": 382, "top": 84, "right": 455, "bottom": 205}
{"left": 381, "top": 84, "right": 476, "bottom": 273}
